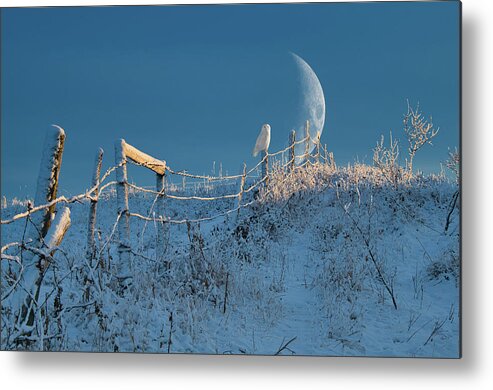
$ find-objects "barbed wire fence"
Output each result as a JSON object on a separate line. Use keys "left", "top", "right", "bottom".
{"left": 1, "top": 122, "right": 335, "bottom": 343}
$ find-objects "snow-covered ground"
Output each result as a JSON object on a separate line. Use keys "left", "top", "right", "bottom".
{"left": 1, "top": 163, "right": 460, "bottom": 357}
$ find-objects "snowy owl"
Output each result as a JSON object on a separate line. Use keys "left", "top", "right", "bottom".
{"left": 252, "top": 124, "right": 271, "bottom": 157}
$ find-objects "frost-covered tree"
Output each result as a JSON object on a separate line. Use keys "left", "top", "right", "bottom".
{"left": 403, "top": 102, "right": 439, "bottom": 174}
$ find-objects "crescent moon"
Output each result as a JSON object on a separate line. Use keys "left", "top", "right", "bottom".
{"left": 291, "top": 53, "right": 326, "bottom": 163}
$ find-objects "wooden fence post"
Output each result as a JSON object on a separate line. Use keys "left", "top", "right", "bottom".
{"left": 304, "top": 120, "right": 311, "bottom": 164}
{"left": 289, "top": 130, "right": 296, "bottom": 172}
{"left": 261, "top": 150, "right": 269, "bottom": 187}
{"left": 156, "top": 172, "right": 167, "bottom": 261}
{"left": 236, "top": 163, "right": 247, "bottom": 219}
{"left": 115, "top": 139, "right": 130, "bottom": 266}
{"left": 28, "top": 125, "right": 66, "bottom": 246}
{"left": 86, "top": 148, "right": 103, "bottom": 263}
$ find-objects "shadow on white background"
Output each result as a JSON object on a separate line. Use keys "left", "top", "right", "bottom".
{"left": 2, "top": 3, "right": 489, "bottom": 388}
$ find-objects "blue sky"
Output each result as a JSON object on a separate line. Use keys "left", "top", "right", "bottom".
{"left": 1, "top": 2, "right": 460, "bottom": 199}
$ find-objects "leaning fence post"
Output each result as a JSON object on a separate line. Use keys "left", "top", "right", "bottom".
{"left": 22, "top": 207, "right": 71, "bottom": 330}
{"left": 289, "top": 130, "right": 296, "bottom": 172}
{"left": 115, "top": 139, "right": 130, "bottom": 266}
{"left": 156, "top": 171, "right": 167, "bottom": 262}
{"left": 86, "top": 148, "right": 104, "bottom": 263}
{"left": 304, "top": 120, "right": 311, "bottom": 164}
{"left": 28, "top": 125, "right": 66, "bottom": 246}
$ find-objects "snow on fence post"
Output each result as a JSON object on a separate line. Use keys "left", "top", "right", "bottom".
{"left": 86, "top": 148, "right": 104, "bottom": 263}
{"left": 289, "top": 130, "right": 296, "bottom": 172}
{"left": 304, "top": 120, "right": 311, "bottom": 164}
{"left": 115, "top": 139, "right": 130, "bottom": 266}
{"left": 236, "top": 163, "right": 247, "bottom": 219}
{"left": 122, "top": 141, "right": 167, "bottom": 176}
{"left": 45, "top": 207, "right": 71, "bottom": 248}
{"left": 156, "top": 172, "right": 166, "bottom": 262}
{"left": 28, "top": 125, "right": 66, "bottom": 247}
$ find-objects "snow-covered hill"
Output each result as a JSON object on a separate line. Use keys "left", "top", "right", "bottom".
{"left": 1, "top": 163, "right": 460, "bottom": 357}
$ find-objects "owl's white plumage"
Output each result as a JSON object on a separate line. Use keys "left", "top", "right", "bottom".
{"left": 252, "top": 124, "right": 271, "bottom": 157}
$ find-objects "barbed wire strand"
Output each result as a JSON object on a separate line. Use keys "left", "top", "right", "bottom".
{"left": 1, "top": 162, "right": 125, "bottom": 225}
{"left": 2, "top": 138, "right": 325, "bottom": 225}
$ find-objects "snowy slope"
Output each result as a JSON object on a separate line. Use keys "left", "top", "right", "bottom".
{"left": 0, "top": 163, "right": 460, "bottom": 357}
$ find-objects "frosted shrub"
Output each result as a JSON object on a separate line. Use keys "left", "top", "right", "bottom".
{"left": 373, "top": 132, "right": 405, "bottom": 187}
{"left": 445, "top": 148, "right": 460, "bottom": 184}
